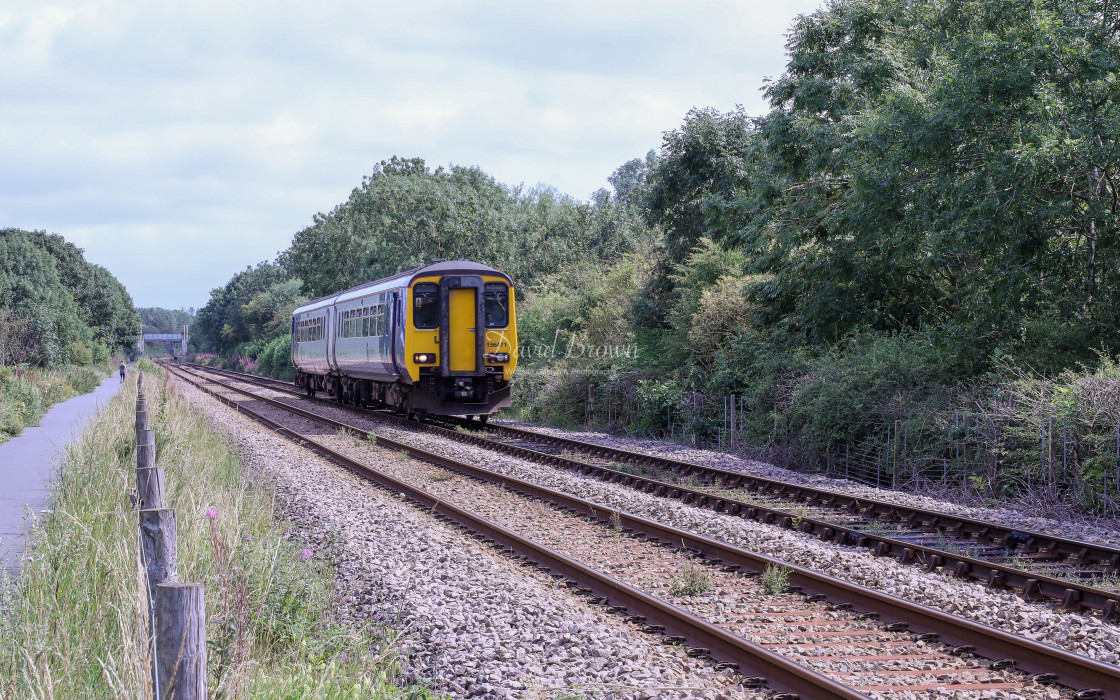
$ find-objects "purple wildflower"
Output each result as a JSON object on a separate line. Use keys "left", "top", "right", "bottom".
{"left": 244, "top": 535, "right": 253, "bottom": 542}
{"left": 205, "top": 508, "right": 218, "bottom": 520}
{"left": 298, "top": 548, "right": 313, "bottom": 561}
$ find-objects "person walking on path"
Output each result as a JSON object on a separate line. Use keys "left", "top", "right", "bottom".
{"left": 119, "top": 362, "right": 126, "bottom": 381}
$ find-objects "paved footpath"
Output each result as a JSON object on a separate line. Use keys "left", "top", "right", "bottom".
{"left": 0, "top": 373, "right": 125, "bottom": 572}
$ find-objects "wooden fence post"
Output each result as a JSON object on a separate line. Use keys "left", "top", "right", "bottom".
{"left": 154, "top": 583, "right": 207, "bottom": 700}
{"left": 136, "top": 409, "right": 150, "bottom": 437}
{"left": 136, "top": 429, "right": 155, "bottom": 465}
{"left": 140, "top": 508, "right": 178, "bottom": 586}
{"left": 135, "top": 387, "right": 205, "bottom": 700}
{"left": 137, "top": 465, "right": 166, "bottom": 510}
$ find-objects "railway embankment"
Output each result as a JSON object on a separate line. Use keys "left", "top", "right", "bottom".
{"left": 264, "top": 387, "right": 1120, "bottom": 666}
{"left": 178, "top": 362, "right": 1120, "bottom": 697}
{"left": 0, "top": 368, "right": 425, "bottom": 698}
{"left": 176, "top": 368, "right": 754, "bottom": 699}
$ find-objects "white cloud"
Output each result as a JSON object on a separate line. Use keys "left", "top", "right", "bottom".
{"left": 0, "top": 0, "right": 823, "bottom": 308}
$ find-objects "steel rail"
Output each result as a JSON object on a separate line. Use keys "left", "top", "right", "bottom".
{"left": 457, "top": 420, "right": 1120, "bottom": 573}
{"left": 184, "top": 363, "right": 1120, "bottom": 619}
{"left": 171, "top": 362, "right": 1120, "bottom": 697}
{"left": 166, "top": 364, "right": 864, "bottom": 699}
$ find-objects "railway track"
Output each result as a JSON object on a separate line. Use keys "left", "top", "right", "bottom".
{"left": 168, "top": 361, "right": 1120, "bottom": 698}
{"left": 182, "top": 363, "right": 1120, "bottom": 621}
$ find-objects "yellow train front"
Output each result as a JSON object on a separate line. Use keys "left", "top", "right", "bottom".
{"left": 291, "top": 260, "right": 517, "bottom": 418}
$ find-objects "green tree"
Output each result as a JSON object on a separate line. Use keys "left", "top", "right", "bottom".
{"left": 194, "top": 263, "right": 289, "bottom": 353}
{"left": 0, "top": 229, "right": 138, "bottom": 365}
{"left": 241, "top": 279, "right": 308, "bottom": 340}
{"left": 699, "top": 0, "right": 1120, "bottom": 371}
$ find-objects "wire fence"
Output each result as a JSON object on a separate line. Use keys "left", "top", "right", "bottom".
{"left": 512, "top": 374, "right": 1120, "bottom": 516}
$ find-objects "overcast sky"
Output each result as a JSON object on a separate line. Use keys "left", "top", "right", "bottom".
{"left": 0, "top": 0, "right": 822, "bottom": 309}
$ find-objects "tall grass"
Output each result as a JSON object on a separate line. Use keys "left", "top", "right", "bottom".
{"left": 0, "top": 362, "right": 115, "bottom": 443}
{"left": 0, "top": 367, "right": 436, "bottom": 698}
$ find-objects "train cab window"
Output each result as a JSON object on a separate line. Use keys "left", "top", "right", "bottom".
{"left": 484, "top": 282, "right": 509, "bottom": 327}
{"left": 413, "top": 283, "right": 439, "bottom": 328}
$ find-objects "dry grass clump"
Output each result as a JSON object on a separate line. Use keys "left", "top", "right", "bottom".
{"left": 0, "top": 367, "right": 441, "bottom": 699}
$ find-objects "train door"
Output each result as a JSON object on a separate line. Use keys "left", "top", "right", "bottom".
{"left": 448, "top": 288, "right": 475, "bottom": 372}
{"left": 439, "top": 276, "right": 484, "bottom": 376}
{"left": 326, "top": 306, "right": 338, "bottom": 372}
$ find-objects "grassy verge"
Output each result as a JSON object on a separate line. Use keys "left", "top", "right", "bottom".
{"left": 0, "top": 363, "right": 437, "bottom": 698}
{"left": 0, "top": 361, "right": 118, "bottom": 444}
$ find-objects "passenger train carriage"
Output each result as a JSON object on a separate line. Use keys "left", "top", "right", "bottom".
{"left": 291, "top": 260, "right": 517, "bottom": 418}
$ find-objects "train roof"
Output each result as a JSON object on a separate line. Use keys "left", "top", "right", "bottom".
{"left": 293, "top": 260, "right": 511, "bottom": 315}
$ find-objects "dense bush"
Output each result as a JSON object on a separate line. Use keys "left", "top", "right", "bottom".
{"left": 255, "top": 334, "right": 294, "bottom": 381}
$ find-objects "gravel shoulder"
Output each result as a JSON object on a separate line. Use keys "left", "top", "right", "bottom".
{"left": 175, "top": 378, "right": 753, "bottom": 700}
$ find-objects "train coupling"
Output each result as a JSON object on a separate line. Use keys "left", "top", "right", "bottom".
{"left": 453, "top": 379, "right": 473, "bottom": 399}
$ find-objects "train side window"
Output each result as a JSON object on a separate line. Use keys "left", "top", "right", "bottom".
{"left": 413, "top": 283, "right": 439, "bottom": 328}
{"left": 362, "top": 308, "right": 369, "bottom": 337}
{"left": 484, "top": 282, "right": 509, "bottom": 328}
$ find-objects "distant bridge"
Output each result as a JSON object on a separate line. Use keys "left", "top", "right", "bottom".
{"left": 139, "top": 327, "right": 189, "bottom": 355}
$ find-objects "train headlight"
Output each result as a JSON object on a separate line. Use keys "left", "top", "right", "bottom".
{"left": 486, "top": 352, "right": 510, "bottom": 363}
{"left": 413, "top": 353, "right": 437, "bottom": 364}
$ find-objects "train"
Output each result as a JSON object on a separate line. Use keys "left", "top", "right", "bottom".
{"left": 290, "top": 260, "right": 517, "bottom": 419}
